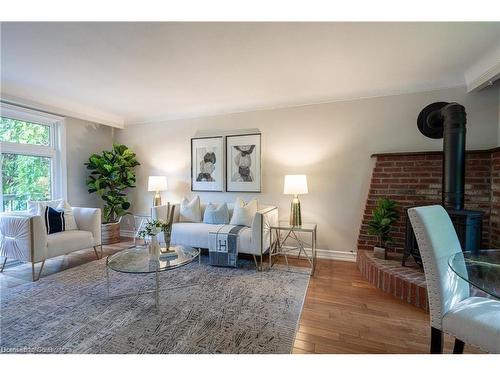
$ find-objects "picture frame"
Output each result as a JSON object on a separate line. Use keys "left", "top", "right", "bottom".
{"left": 191, "top": 136, "right": 224, "bottom": 192}
{"left": 225, "top": 133, "right": 261, "bottom": 192}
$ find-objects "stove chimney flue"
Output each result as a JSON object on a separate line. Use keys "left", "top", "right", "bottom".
{"left": 417, "top": 101, "right": 467, "bottom": 210}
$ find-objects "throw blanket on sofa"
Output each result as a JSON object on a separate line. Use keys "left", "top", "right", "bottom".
{"left": 208, "top": 225, "right": 246, "bottom": 267}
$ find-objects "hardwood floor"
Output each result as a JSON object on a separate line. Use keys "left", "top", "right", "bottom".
{"left": 291, "top": 258, "right": 482, "bottom": 354}
{"left": 0, "top": 241, "right": 482, "bottom": 353}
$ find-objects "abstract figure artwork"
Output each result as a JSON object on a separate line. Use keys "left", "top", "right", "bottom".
{"left": 226, "top": 133, "right": 261, "bottom": 192}
{"left": 191, "top": 136, "right": 223, "bottom": 191}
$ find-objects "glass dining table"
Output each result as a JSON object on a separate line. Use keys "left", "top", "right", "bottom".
{"left": 448, "top": 249, "right": 500, "bottom": 299}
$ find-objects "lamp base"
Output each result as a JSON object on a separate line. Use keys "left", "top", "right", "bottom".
{"left": 153, "top": 192, "right": 162, "bottom": 207}
{"left": 289, "top": 196, "right": 302, "bottom": 226}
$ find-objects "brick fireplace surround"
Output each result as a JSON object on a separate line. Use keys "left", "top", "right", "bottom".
{"left": 356, "top": 147, "right": 500, "bottom": 309}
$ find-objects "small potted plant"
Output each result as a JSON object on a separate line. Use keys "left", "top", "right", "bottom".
{"left": 139, "top": 219, "right": 172, "bottom": 260}
{"left": 367, "top": 198, "right": 398, "bottom": 259}
{"left": 85, "top": 144, "right": 140, "bottom": 244}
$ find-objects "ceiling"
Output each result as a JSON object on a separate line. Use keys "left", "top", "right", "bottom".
{"left": 1, "top": 22, "right": 499, "bottom": 127}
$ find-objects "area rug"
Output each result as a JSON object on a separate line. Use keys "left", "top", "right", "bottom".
{"left": 0, "top": 256, "right": 309, "bottom": 354}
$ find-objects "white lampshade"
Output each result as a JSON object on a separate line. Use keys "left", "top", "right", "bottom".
{"left": 283, "top": 175, "right": 308, "bottom": 195}
{"left": 148, "top": 176, "right": 168, "bottom": 192}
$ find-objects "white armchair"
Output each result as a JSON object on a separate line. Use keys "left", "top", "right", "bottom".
{"left": 0, "top": 207, "right": 102, "bottom": 281}
{"left": 408, "top": 205, "right": 500, "bottom": 354}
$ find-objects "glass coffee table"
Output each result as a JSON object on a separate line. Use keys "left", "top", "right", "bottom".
{"left": 105, "top": 245, "right": 200, "bottom": 312}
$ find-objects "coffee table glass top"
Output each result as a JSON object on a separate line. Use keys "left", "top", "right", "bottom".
{"left": 448, "top": 249, "right": 500, "bottom": 299}
{"left": 107, "top": 245, "right": 199, "bottom": 274}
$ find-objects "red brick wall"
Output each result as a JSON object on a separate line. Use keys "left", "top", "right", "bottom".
{"left": 358, "top": 151, "right": 492, "bottom": 253}
{"left": 490, "top": 150, "right": 500, "bottom": 248}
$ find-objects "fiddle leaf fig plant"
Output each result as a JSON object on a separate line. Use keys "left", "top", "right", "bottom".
{"left": 85, "top": 144, "right": 140, "bottom": 223}
{"left": 368, "top": 198, "right": 398, "bottom": 248}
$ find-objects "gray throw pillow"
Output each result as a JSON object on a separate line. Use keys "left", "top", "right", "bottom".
{"left": 203, "top": 203, "right": 230, "bottom": 224}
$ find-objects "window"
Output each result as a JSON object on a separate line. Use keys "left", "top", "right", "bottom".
{"left": 0, "top": 104, "right": 66, "bottom": 212}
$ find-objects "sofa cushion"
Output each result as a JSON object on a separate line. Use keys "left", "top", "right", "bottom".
{"left": 171, "top": 222, "right": 253, "bottom": 254}
{"left": 230, "top": 198, "right": 258, "bottom": 227}
{"left": 203, "top": 203, "right": 229, "bottom": 224}
{"left": 47, "top": 230, "right": 95, "bottom": 257}
{"left": 179, "top": 195, "right": 202, "bottom": 223}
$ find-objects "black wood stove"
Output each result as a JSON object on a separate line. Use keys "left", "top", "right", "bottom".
{"left": 402, "top": 102, "right": 484, "bottom": 267}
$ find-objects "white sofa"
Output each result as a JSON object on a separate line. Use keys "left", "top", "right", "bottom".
{"left": 0, "top": 207, "right": 102, "bottom": 281}
{"left": 152, "top": 202, "right": 278, "bottom": 269}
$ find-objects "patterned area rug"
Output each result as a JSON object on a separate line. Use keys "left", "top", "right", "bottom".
{"left": 0, "top": 256, "right": 309, "bottom": 354}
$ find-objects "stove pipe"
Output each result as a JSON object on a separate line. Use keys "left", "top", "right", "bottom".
{"left": 417, "top": 102, "right": 467, "bottom": 210}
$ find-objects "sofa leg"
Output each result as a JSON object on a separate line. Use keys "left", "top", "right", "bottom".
{"left": 93, "top": 246, "right": 100, "bottom": 260}
{"left": 32, "top": 260, "right": 45, "bottom": 282}
{"left": 0, "top": 257, "right": 7, "bottom": 272}
{"left": 198, "top": 248, "right": 202, "bottom": 264}
{"left": 252, "top": 255, "right": 259, "bottom": 270}
{"left": 101, "top": 244, "right": 103, "bottom": 259}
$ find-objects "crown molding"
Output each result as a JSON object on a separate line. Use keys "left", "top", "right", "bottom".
{"left": 0, "top": 93, "right": 124, "bottom": 129}
{"left": 465, "top": 41, "right": 500, "bottom": 92}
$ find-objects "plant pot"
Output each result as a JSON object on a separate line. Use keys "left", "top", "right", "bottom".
{"left": 102, "top": 222, "right": 121, "bottom": 245}
{"left": 374, "top": 246, "right": 387, "bottom": 260}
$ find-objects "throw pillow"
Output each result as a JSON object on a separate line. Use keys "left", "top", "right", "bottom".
{"left": 28, "top": 199, "right": 78, "bottom": 231}
{"left": 179, "top": 195, "right": 202, "bottom": 222}
{"left": 230, "top": 197, "right": 258, "bottom": 227}
{"left": 28, "top": 199, "right": 61, "bottom": 215}
{"left": 44, "top": 206, "right": 65, "bottom": 234}
{"left": 203, "top": 202, "right": 230, "bottom": 224}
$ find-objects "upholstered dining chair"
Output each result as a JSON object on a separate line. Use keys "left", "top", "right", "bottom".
{"left": 408, "top": 205, "right": 500, "bottom": 354}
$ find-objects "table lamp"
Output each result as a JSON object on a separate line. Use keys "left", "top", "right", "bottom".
{"left": 284, "top": 174, "right": 308, "bottom": 226}
{"left": 148, "top": 176, "right": 168, "bottom": 207}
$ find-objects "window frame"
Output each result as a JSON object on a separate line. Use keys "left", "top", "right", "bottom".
{"left": 0, "top": 103, "right": 67, "bottom": 212}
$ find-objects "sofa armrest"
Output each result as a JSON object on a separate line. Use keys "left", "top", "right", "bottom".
{"left": 72, "top": 207, "right": 101, "bottom": 246}
{"left": 151, "top": 203, "right": 176, "bottom": 223}
{"left": 251, "top": 206, "right": 279, "bottom": 255}
{"left": 0, "top": 212, "right": 47, "bottom": 262}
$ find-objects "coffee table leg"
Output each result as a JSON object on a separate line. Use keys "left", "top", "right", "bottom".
{"left": 269, "top": 228, "right": 273, "bottom": 270}
{"left": 155, "top": 270, "right": 160, "bottom": 313}
{"left": 105, "top": 259, "right": 110, "bottom": 297}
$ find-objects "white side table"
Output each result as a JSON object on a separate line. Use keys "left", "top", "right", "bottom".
{"left": 269, "top": 221, "right": 317, "bottom": 275}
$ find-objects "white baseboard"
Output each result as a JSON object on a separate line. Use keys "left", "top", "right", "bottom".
{"left": 282, "top": 246, "right": 356, "bottom": 262}
{"left": 119, "top": 230, "right": 357, "bottom": 262}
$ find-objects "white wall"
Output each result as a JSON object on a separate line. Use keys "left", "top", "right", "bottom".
{"left": 498, "top": 85, "right": 500, "bottom": 145}
{"left": 65, "top": 117, "right": 114, "bottom": 208}
{"left": 114, "top": 86, "right": 500, "bottom": 253}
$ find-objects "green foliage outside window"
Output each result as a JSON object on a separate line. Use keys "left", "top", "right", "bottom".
{"left": 0, "top": 117, "right": 50, "bottom": 145}
{"left": 1, "top": 117, "right": 52, "bottom": 211}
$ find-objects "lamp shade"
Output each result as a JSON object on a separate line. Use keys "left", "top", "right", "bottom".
{"left": 284, "top": 175, "right": 308, "bottom": 195}
{"left": 148, "top": 176, "right": 168, "bottom": 192}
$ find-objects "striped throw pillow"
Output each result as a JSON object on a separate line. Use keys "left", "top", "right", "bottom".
{"left": 44, "top": 206, "right": 66, "bottom": 234}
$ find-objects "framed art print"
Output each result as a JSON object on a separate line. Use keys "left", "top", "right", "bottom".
{"left": 226, "top": 133, "right": 261, "bottom": 192}
{"left": 191, "top": 136, "right": 224, "bottom": 192}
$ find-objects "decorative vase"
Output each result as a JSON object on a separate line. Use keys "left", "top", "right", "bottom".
{"left": 148, "top": 234, "right": 161, "bottom": 260}
{"left": 163, "top": 228, "right": 172, "bottom": 252}
{"left": 374, "top": 246, "right": 387, "bottom": 260}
